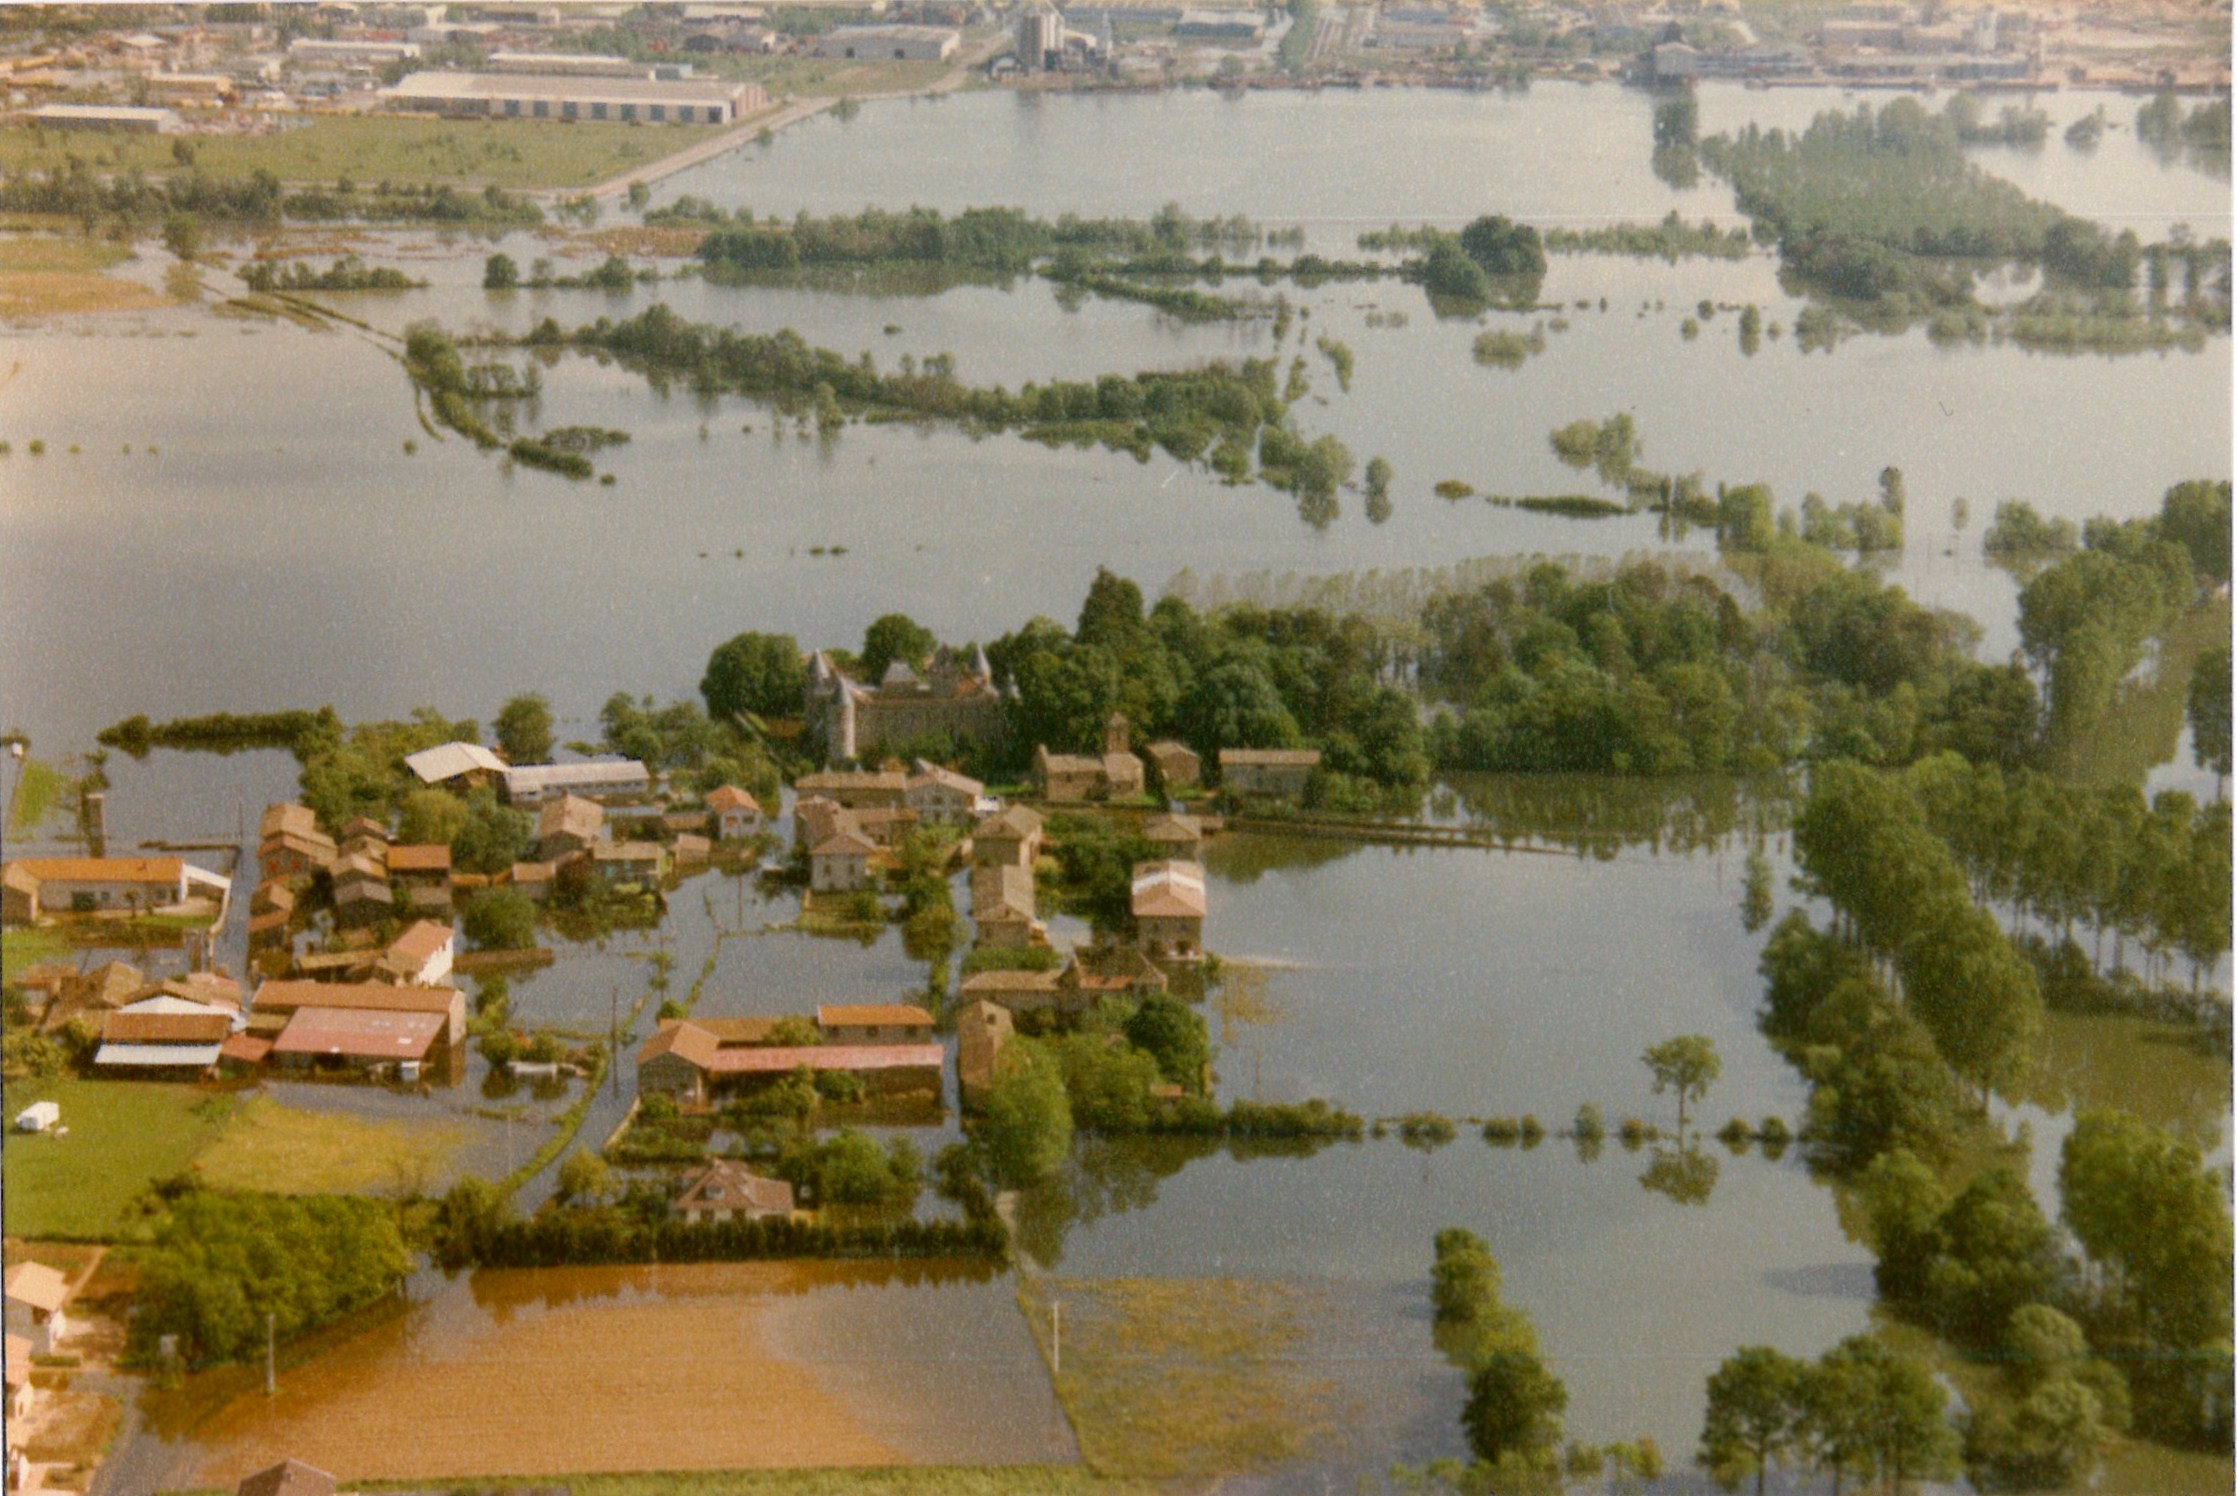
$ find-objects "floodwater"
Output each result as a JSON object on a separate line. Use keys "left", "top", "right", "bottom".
{"left": 3, "top": 80, "right": 2231, "bottom": 1488}
{"left": 125, "top": 1260, "right": 1070, "bottom": 1489}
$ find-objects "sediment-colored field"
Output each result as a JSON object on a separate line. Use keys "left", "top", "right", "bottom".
{"left": 180, "top": 1261, "right": 1072, "bottom": 1488}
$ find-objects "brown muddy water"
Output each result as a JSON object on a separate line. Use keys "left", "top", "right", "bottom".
{"left": 127, "top": 1261, "right": 1073, "bottom": 1488}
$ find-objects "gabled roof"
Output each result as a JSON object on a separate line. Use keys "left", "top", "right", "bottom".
{"left": 259, "top": 803, "right": 320, "bottom": 841}
{"left": 1142, "top": 813, "right": 1204, "bottom": 843}
{"left": 591, "top": 840, "right": 664, "bottom": 863}
{"left": 970, "top": 864, "right": 1037, "bottom": 921}
{"left": 1219, "top": 748, "right": 1322, "bottom": 768}
{"left": 386, "top": 844, "right": 453, "bottom": 874}
{"left": 1131, "top": 860, "right": 1208, "bottom": 919}
{"left": 538, "top": 793, "right": 605, "bottom": 843}
{"left": 404, "top": 741, "right": 506, "bottom": 784}
{"left": 638, "top": 1019, "right": 720, "bottom": 1069}
{"left": 8, "top": 856, "right": 184, "bottom": 884}
{"left": 333, "top": 876, "right": 393, "bottom": 906}
{"left": 705, "top": 784, "right": 761, "bottom": 813}
{"left": 102, "top": 1010, "right": 233, "bottom": 1045}
{"left": 958, "top": 968, "right": 1062, "bottom": 995}
{"left": 96, "top": 1041, "right": 224, "bottom": 1069}
{"left": 675, "top": 1159, "right": 793, "bottom": 1216}
{"left": 271, "top": 1005, "right": 444, "bottom": 1061}
{"left": 811, "top": 830, "right": 877, "bottom": 858}
{"left": 253, "top": 980, "right": 459, "bottom": 1016}
{"left": 383, "top": 919, "right": 454, "bottom": 966}
{"left": 797, "top": 770, "right": 910, "bottom": 795}
{"left": 703, "top": 1043, "right": 941, "bottom": 1075}
{"left": 908, "top": 762, "right": 984, "bottom": 796}
{"left": 236, "top": 1458, "right": 339, "bottom": 1496}
{"left": 3, "top": 1261, "right": 70, "bottom": 1314}
{"left": 817, "top": 1003, "right": 933, "bottom": 1029}
{"left": 973, "top": 805, "right": 1044, "bottom": 839}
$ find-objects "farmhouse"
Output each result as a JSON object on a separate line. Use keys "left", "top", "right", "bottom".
{"left": 809, "top": 827, "right": 877, "bottom": 893}
{"left": 253, "top": 980, "right": 467, "bottom": 1047}
{"left": 93, "top": 1009, "right": 232, "bottom": 1076}
{"left": 1218, "top": 747, "right": 1320, "bottom": 799}
{"left": 969, "top": 863, "right": 1046, "bottom": 949}
{"left": 3, "top": 1262, "right": 71, "bottom": 1356}
{"left": 637, "top": 1020, "right": 942, "bottom": 1107}
{"left": 1, "top": 856, "right": 229, "bottom": 923}
{"left": 536, "top": 793, "right": 605, "bottom": 859}
{"left": 503, "top": 759, "right": 652, "bottom": 805}
{"left": 1131, "top": 860, "right": 1208, "bottom": 961}
{"left": 904, "top": 762, "right": 985, "bottom": 826}
{"left": 1034, "top": 714, "right": 1146, "bottom": 802}
{"left": 402, "top": 740, "right": 506, "bottom": 789}
{"left": 970, "top": 805, "right": 1045, "bottom": 870}
{"left": 674, "top": 1159, "right": 795, "bottom": 1225}
{"left": 704, "top": 784, "right": 765, "bottom": 840}
{"left": 1141, "top": 812, "right": 1206, "bottom": 860}
{"left": 956, "top": 966, "right": 1070, "bottom": 1017}
{"left": 955, "top": 998, "right": 1014, "bottom": 1110}
{"left": 269, "top": 1006, "right": 448, "bottom": 1079}
{"left": 259, "top": 829, "right": 338, "bottom": 880}
{"left": 816, "top": 1003, "right": 935, "bottom": 1044}
{"left": 386, "top": 844, "right": 454, "bottom": 913}
{"left": 376, "top": 919, "right": 455, "bottom": 987}
{"left": 794, "top": 769, "right": 910, "bottom": 810}
{"left": 1143, "top": 739, "right": 1201, "bottom": 789}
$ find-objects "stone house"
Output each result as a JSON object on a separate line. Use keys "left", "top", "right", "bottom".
{"left": 1218, "top": 748, "right": 1321, "bottom": 799}
{"left": 816, "top": 1003, "right": 935, "bottom": 1044}
{"left": 535, "top": 794, "right": 605, "bottom": 860}
{"left": 1131, "top": 860, "right": 1208, "bottom": 962}
{"left": 970, "top": 805, "right": 1045, "bottom": 869}
{"left": 704, "top": 784, "right": 764, "bottom": 840}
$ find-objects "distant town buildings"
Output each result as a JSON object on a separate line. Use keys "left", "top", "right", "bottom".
{"left": 813, "top": 25, "right": 962, "bottom": 63}
{"left": 382, "top": 70, "right": 763, "bottom": 124}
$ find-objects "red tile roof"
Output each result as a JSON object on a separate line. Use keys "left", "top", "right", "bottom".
{"left": 102, "top": 1011, "right": 232, "bottom": 1045}
{"left": 254, "top": 980, "right": 459, "bottom": 1016}
{"left": 704, "top": 1043, "right": 942, "bottom": 1075}
{"left": 271, "top": 1006, "right": 444, "bottom": 1061}
{"left": 816, "top": 1003, "right": 933, "bottom": 1029}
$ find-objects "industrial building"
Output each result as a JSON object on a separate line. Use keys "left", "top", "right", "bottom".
{"left": 26, "top": 104, "right": 182, "bottom": 133}
{"left": 382, "top": 71, "right": 762, "bottom": 124}
{"left": 286, "top": 37, "right": 422, "bottom": 68}
{"left": 813, "top": 25, "right": 961, "bottom": 63}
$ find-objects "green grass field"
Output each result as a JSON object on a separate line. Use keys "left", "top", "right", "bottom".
{"left": 0, "top": 1080, "right": 236, "bottom": 1240}
{"left": 2, "top": 925, "right": 73, "bottom": 977}
{"left": 0, "top": 115, "right": 723, "bottom": 191}
{"left": 193, "top": 1096, "right": 466, "bottom": 1198}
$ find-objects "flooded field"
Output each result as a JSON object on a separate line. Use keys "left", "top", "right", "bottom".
{"left": 133, "top": 1261, "right": 1071, "bottom": 1488}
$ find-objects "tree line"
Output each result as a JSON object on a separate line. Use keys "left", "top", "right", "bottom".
{"left": 0, "top": 160, "right": 542, "bottom": 228}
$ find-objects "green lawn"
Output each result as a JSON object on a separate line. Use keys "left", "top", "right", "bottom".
{"left": 2, "top": 925, "right": 72, "bottom": 978}
{"left": 0, "top": 1079, "right": 235, "bottom": 1240}
{"left": 0, "top": 115, "right": 722, "bottom": 191}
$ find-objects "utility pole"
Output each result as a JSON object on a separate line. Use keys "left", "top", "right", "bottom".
{"left": 610, "top": 984, "right": 621, "bottom": 1098}
{"left": 1051, "top": 1300, "right": 1062, "bottom": 1377}
{"left": 265, "top": 1312, "right": 276, "bottom": 1396}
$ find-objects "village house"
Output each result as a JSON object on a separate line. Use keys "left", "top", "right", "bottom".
{"left": 969, "top": 864, "right": 1046, "bottom": 949}
{"left": 970, "top": 805, "right": 1045, "bottom": 870}
{"left": 339, "top": 815, "right": 391, "bottom": 848}
{"left": 704, "top": 784, "right": 764, "bottom": 840}
{"left": 904, "top": 762, "right": 985, "bottom": 827}
{"left": 591, "top": 841, "right": 667, "bottom": 884}
{"left": 1035, "top": 714, "right": 1146, "bottom": 803}
{"left": 805, "top": 646, "right": 1007, "bottom": 764}
{"left": 502, "top": 759, "right": 652, "bottom": 805}
{"left": 1063, "top": 943, "right": 1172, "bottom": 1002}
{"left": 251, "top": 979, "right": 465, "bottom": 1059}
{"left": 816, "top": 1003, "right": 935, "bottom": 1044}
{"left": 674, "top": 1159, "right": 795, "bottom": 1226}
{"left": 376, "top": 919, "right": 455, "bottom": 987}
{"left": 508, "top": 860, "right": 557, "bottom": 901}
{"left": 6, "top": 1331, "right": 34, "bottom": 1451}
{"left": 330, "top": 846, "right": 386, "bottom": 884}
{"left": 403, "top": 740, "right": 507, "bottom": 790}
{"left": 386, "top": 844, "right": 453, "bottom": 914}
{"left": 1143, "top": 739, "right": 1201, "bottom": 790}
{"left": 636, "top": 1019, "right": 942, "bottom": 1107}
{"left": 535, "top": 793, "right": 605, "bottom": 860}
{"left": 251, "top": 879, "right": 297, "bottom": 919}
{"left": 809, "top": 826, "right": 877, "bottom": 893}
{"left": 235, "top": 1458, "right": 339, "bottom": 1496}
{"left": 847, "top": 805, "right": 922, "bottom": 849}
{"left": 792, "top": 795, "right": 849, "bottom": 852}
{"left": 1, "top": 856, "right": 230, "bottom": 924}
{"left": 3, "top": 1262, "right": 71, "bottom": 1356}
{"left": 332, "top": 874, "right": 394, "bottom": 928}
{"left": 1141, "top": 811, "right": 1206, "bottom": 861}
{"left": 794, "top": 769, "right": 910, "bottom": 810}
{"left": 1132, "top": 860, "right": 1208, "bottom": 962}
{"left": 673, "top": 833, "right": 713, "bottom": 866}
{"left": 93, "top": 1009, "right": 233, "bottom": 1077}
{"left": 259, "top": 802, "right": 321, "bottom": 843}
{"left": 34, "top": 960, "right": 145, "bottom": 1035}
{"left": 259, "top": 829, "right": 338, "bottom": 881}
{"left": 1218, "top": 748, "right": 1321, "bottom": 800}
{"left": 955, "top": 998, "right": 1015, "bottom": 1111}
{"left": 956, "top": 966, "right": 1070, "bottom": 1018}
